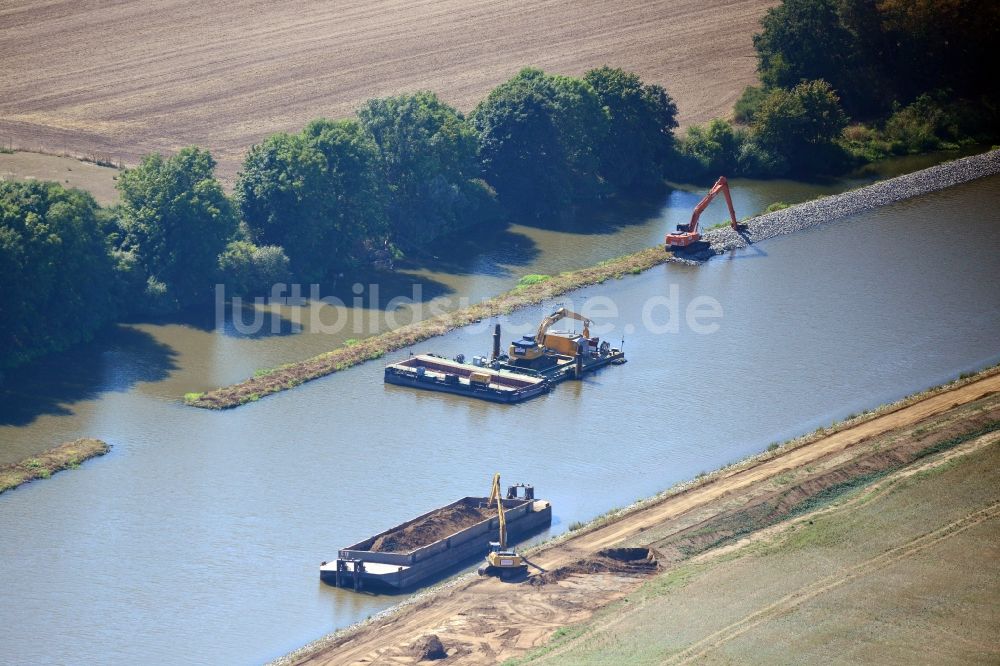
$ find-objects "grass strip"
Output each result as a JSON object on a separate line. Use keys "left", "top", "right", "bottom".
{"left": 187, "top": 246, "right": 672, "bottom": 409}
{"left": 0, "top": 438, "right": 110, "bottom": 495}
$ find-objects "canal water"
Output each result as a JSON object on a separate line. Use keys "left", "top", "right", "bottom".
{"left": 1, "top": 164, "right": 998, "bottom": 665}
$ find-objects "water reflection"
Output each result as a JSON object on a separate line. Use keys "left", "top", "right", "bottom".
{"left": 0, "top": 325, "right": 178, "bottom": 427}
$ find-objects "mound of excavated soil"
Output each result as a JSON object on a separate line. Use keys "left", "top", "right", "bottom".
{"left": 370, "top": 500, "right": 498, "bottom": 553}
{"left": 411, "top": 634, "right": 447, "bottom": 661}
{"left": 531, "top": 547, "right": 659, "bottom": 585}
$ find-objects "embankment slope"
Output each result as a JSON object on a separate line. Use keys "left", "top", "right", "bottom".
{"left": 276, "top": 368, "right": 1000, "bottom": 665}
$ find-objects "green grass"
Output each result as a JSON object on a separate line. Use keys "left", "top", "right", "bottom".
{"left": 634, "top": 562, "right": 699, "bottom": 601}
{"left": 516, "top": 274, "right": 551, "bottom": 289}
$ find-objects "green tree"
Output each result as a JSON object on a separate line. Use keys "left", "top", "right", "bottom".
{"left": 471, "top": 68, "right": 608, "bottom": 219}
{"left": 583, "top": 66, "right": 677, "bottom": 189}
{"left": 752, "top": 0, "right": 1000, "bottom": 118}
{"left": 752, "top": 80, "right": 848, "bottom": 169}
{"left": 304, "top": 118, "right": 387, "bottom": 262}
{"left": 236, "top": 133, "right": 327, "bottom": 281}
{"left": 680, "top": 119, "right": 745, "bottom": 177}
{"left": 358, "top": 92, "right": 483, "bottom": 245}
{"left": 117, "top": 147, "right": 236, "bottom": 309}
{"left": 753, "top": 0, "right": 865, "bottom": 112}
{"left": 237, "top": 120, "right": 384, "bottom": 282}
{"left": 217, "top": 240, "right": 291, "bottom": 296}
{"left": 545, "top": 74, "right": 609, "bottom": 191}
{"left": 876, "top": 0, "right": 1000, "bottom": 103}
{"left": 0, "top": 181, "right": 118, "bottom": 368}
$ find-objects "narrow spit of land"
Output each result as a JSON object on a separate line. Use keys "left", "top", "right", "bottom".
{"left": 275, "top": 366, "right": 1000, "bottom": 665}
{"left": 185, "top": 247, "right": 669, "bottom": 409}
{"left": 0, "top": 438, "right": 110, "bottom": 495}
{"left": 189, "top": 149, "right": 1000, "bottom": 410}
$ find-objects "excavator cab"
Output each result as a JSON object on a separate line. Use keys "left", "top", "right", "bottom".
{"left": 478, "top": 473, "right": 529, "bottom": 580}
{"left": 509, "top": 335, "right": 543, "bottom": 362}
{"left": 484, "top": 542, "right": 525, "bottom": 573}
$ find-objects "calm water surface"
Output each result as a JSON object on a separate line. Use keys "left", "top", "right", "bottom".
{"left": 1, "top": 160, "right": 998, "bottom": 665}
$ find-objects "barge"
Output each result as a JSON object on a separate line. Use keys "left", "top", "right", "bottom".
{"left": 384, "top": 354, "right": 549, "bottom": 403}
{"left": 321, "top": 485, "right": 552, "bottom": 592}
{"left": 384, "top": 319, "right": 625, "bottom": 404}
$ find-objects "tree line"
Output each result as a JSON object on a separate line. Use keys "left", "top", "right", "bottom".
{"left": 675, "top": 0, "right": 1000, "bottom": 179}
{"left": 4, "top": 1, "right": 998, "bottom": 369}
{"left": 0, "top": 66, "right": 678, "bottom": 369}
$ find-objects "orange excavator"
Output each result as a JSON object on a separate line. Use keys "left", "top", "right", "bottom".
{"left": 665, "top": 176, "right": 739, "bottom": 248}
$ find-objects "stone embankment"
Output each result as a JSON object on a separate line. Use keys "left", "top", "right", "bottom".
{"left": 703, "top": 149, "right": 1000, "bottom": 254}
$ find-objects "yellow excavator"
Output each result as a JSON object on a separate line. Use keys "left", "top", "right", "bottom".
{"left": 508, "top": 307, "right": 592, "bottom": 362}
{"left": 478, "top": 473, "right": 527, "bottom": 579}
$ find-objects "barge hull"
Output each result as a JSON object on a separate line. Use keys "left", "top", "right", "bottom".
{"left": 384, "top": 370, "right": 548, "bottom": 403}
{"left": 321, "top": 497, "right": 552, "bottom": 591}
{"left": 384, "top": 354, "right": 549, "bottom": 404}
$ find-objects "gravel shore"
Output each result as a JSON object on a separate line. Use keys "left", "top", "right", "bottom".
{"left": 700, "top": 149, "right": 1000, "bottom": 255}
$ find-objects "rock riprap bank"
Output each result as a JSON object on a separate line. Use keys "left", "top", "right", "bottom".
{"left": 704, "top": 149, "right": 1000, "bottom": 254}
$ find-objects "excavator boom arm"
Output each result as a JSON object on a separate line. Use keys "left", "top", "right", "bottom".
{"left": 687, "top": 176, "right": 737, "bottom": 236}
{"left": 489, "top": 472, "right": 507, "bottom": 549}
{"left": 535, "top": 307, "right": 592, "bottom": 341}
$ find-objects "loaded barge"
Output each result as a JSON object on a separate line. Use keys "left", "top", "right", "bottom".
{"left": 384, "top": 310, "right": 625, "bottom": 404}
{"left": 321, "top": 485, "right": 551, "bottom": 591}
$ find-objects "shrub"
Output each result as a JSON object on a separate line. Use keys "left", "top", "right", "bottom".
{"left": 679, "top": 119, "right": 746, "bottom": 176}
{"left": 736, "top": 138, "right": 788, "bottom": 178}
{"left": 733, "top": 85, "right": 768, "bottom": 124}
{"left": 838, "top": 123, "right": 892, "bottom": 162}
{"left": 753, "top": 80, "right": 849, "bottom": 172}
{"left": 217, "top": 240, "right": 291, "bottom": 296}
{"left": 516, "top": 274, "right": 551, "bottom": 288}
{"left": 883, "top": 94, "right": 950, "bottom": 154}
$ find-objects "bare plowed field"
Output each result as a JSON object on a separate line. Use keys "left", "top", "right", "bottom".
{"left": 0, "top": 0, "right": 774, "bottom": 179}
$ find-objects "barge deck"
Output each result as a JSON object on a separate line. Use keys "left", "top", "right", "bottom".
{"left": 384, "top": 354, "right": 549, "bottom": 403}
{"left": 321, "top": 491, "right": 552, "bottom": 592}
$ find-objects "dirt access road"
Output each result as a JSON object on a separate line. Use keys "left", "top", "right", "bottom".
{"left": 283, "top": 370, "right": 1000, "bottom": 665}
{"left": 0, "top": 0, "right": 774, "bottom": 180}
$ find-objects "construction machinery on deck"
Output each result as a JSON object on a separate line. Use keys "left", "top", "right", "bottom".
{"left": 666, "top": 176, "right": 739, "bottom": 248}
{"left": 508, "top": 307, "right": 595, "bottom": 364}
{"left": 478, "top": 473, "right": 529, "bottom": 579}
{"left": 383, "top": 310, "right": 625, "bottom": 404}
